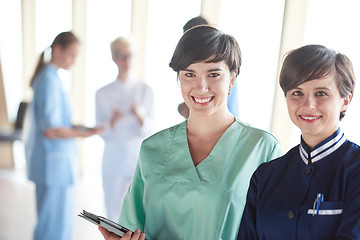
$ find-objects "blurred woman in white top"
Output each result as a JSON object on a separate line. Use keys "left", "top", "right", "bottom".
{"left": 95, "top": 36, "right": 154, "bottom": 221}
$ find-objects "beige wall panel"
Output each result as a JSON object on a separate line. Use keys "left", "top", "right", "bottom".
{"left": 271, "top": 0, "right": 309, "bottom": 151}
{"left": 201, "top": 0, "right": 221, "bottom": 25}
{"left": 131, "top": 0, "right": 149, "bottom": 80}
{"left": 0, "top": 60, "right": 9, "bottom": 126}
{"left": 21, "top": 0, "right": 36, "bottom": 101}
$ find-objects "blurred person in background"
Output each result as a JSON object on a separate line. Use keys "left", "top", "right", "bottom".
{"left": 95, "top": 36, "right": 154, "bottom": 221}
{"left": 24, "top": 31, "right": 102, "bottom": 240}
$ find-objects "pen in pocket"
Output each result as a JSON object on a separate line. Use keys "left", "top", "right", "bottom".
{"left": 312, "top": 193, "right": 324, "bottom": 216}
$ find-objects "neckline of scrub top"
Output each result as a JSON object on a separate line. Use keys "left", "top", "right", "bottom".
{"left": 165, "top": 119, "right": 241, "bottom": 184}
{"left": 299, "top": 128, "right": 346, "bottom": 165}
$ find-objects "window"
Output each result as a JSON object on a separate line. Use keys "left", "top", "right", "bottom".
{"left": 219, "top": 0, "right": 285, "bottom": 131}
{"left": 144, "top": 0, "right": 201, "bottom": 131}
{"left": 304, "top": 0, "right": 360, "bottom": 145}
{"left": 0, "top": 1, "right": 23, "bottom": 121}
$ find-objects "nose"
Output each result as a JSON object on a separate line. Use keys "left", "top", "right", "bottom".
{"left": 303, "top": 95, "right": 316, "bottom": 109}
{"left": 195, "top": 76, "right": 208, "bottom": 92}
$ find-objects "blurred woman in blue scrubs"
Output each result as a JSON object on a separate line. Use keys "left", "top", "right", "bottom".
{"left": 24, "top": 31, "right": 102, "bottom": 240}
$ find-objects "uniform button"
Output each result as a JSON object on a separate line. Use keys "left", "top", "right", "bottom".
{"left": 305, "top": 168, "right": 312, "bottom": 175}
{"left": 288, "top": 210, "right": 295, "bottom": 219}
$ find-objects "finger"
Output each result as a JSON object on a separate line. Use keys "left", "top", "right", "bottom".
{"left": 139, "top": 233, "right": 146, "bottom": 240}
{"left": 122, "top": 230, "right": 133, "bottom": 240}
{"left": 131, "top": 229, "right": 141, "bottom": 240}
{"left": 98, "top": 226, "right": 121, "bottom": 240}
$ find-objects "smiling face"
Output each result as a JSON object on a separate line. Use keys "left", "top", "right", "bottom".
{"left": 285, "top": 74, "right": 351, "bottom": 148}
{"left": 179, "top": 60, "right": 235, "bottom": 118}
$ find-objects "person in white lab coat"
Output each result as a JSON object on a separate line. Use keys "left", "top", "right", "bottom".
{"left": 95, "top": 36, "right": 154, "bottom": 221}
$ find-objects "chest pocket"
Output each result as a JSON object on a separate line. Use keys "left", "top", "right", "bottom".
{"left": 307, "top": 201, "right": 343, "bottom": 239}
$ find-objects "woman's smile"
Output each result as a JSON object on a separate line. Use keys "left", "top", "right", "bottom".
{"left": 299, "top": 114, "right": 321, "bottom": 122}
{"left": 192, "top": 96, "right": 214, "bottom": 104}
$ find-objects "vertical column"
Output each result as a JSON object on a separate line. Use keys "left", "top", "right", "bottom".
{"left": 72, "top": 0, "right": 87, "bottom": 124}
{"left": 72, "top": 0, "right": 87, "bottom": 172}
{"left": 270, "top": 0, "right": 309, "bottom": 151}
{"left": 0, "top": 60, "right": 12, "bottom": 168}
{"left": 21, "top": 0, "right": 36, "bottom": 101}
{"left": 0, "top": 60, "right": 9, "bottom": 126}
{"left": 131, "top": 0, "right": 149, "bottom": 80}
{"left": 201, "top": 0, "right": 221, "bottom": 25}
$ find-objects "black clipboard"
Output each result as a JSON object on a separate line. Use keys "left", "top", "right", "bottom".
{"left": 79, "top": 210, "right": 145, "bottom": 239}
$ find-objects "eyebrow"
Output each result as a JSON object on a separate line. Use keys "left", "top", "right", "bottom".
{"left": 292, "top": 87, "right": 331, "bottom": 91}
{"left": 183, "top": 68, "right": 224, "bottom": 72}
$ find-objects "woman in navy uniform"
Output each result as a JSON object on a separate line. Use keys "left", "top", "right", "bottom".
{"left": 238, "top": 45, "right": 360, "bottom": 239}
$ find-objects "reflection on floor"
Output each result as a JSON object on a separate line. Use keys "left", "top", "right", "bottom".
{"left": 0, "top": 166, "right": 106, "bottom": 240}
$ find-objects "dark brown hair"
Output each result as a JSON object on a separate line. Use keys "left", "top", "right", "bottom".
{"left": 279, "top": 44, "right": 356, "bottom": 120}
{"left": 183, "top": 16, "right": 208, "bottom": 33}
{"left": 30, "top": 31, "right": 79, "bottom": 86}
{"left": 169, "top": 25, "right": 241, "bottom": 77}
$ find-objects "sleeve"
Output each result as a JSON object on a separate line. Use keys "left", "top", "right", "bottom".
{"left": 237, "top": 166, "right": 262, "bottom": 240}
{"left": 95, "top": 89, "right": 113, "bottom": 139}
{"left": 268, "top": 140, "right": 283, "bottom": 162}
{"left": 138, "top": 84, "right": 155, "bottom": 136}
{"left": 36, "top": 75, "right": 64, "bottom": 130}
{"left": 95, "top": 89, "right": 107, "bottom": 126}
{"left": 118, "top": 161, "right": 146, "bottom": 232}
{"left": 336, "top": 159, "right": 360, "bottom": 239}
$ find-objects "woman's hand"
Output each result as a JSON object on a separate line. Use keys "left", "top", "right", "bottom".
{"left": 110, "top": 107, "right": 123, "bottom": 128}
{"left": 99, "top": 226, "right": 146, "bottom": 240}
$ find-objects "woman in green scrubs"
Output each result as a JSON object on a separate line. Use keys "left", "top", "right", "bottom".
{"left": 100, "top": 25, "right": 282, "bottom": 240}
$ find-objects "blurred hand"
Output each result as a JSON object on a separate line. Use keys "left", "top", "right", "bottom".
{"left": 131, "top": 103, "right": 145, "bottom": 127}
{"left": 110, "top": 107, "right": 123, "bottom": 128}
{"left": 74, "top": 126, "right": 104, "bottom": 137}
{"left": 99, "top": 227, "right": 146, "bottom": 240}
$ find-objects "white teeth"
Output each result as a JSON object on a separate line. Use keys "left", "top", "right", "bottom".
{"left": 302, "top": 116, "right": 319, "bottom": 120}
{"left": 194, "top": 97, "right": 212, "bottom": 103}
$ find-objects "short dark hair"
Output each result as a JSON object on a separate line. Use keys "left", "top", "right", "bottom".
{"left": 169, "top": 25, "right": 241, "bottom": 77}
{"left": 183, "top": 16, "right": 208, "bottom": 33}
{"left": 279, "top": 44, "right": 356, "bottom": 120}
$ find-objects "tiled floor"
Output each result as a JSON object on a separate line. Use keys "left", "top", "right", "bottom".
{"left": 0, "top": 136, "right": 111, "bottom": 239}
{"left": 0, "top": 166, "right": 107, "bottom": 240}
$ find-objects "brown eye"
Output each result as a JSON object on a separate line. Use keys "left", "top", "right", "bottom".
{"left": 315, "top": 91, "right": 327, "bottom": 96}
{"left": 185, "top": 73, "right": 195, "bottom": 77}
{"left": 209, "top": 73, "right": 220, "bottom": 78}
{"left": 291, "top": 91, "right": 303, "bottom": 96}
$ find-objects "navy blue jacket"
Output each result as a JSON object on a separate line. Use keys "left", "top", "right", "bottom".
{"left": 238, "top": 129, "right": 360, "bottom": 240}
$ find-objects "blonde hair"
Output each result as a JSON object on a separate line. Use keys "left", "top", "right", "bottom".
{"left": 110, "top": 36, "right": 134, "bottom": 58}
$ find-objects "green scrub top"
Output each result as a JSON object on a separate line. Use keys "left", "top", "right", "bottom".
{"left": 119, "top": 119, "right": 282, "bottom": 240}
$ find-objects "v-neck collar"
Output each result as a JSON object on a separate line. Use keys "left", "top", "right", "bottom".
{"left": 164, "top": 120, "right": 241, "bottom": 184}
{"left": 299, "top": 128, "right": 347, "bottom": 165}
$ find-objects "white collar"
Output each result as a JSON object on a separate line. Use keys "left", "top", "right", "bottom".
{"left": 299, "top": 128, "right": 346, "bottom": 165}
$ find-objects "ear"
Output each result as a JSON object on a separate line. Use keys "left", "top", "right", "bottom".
{"left": 229, "top": 70, "right": 237, "bottom": 89}
{"left": 341, "top": 93, "right": 352, "bottom": 112}
{"left": 51, "top": 44, "right": 62, "bottom": 55}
